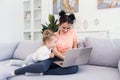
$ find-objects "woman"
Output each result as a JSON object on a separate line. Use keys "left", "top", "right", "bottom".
{"left": 44, "top": 10, "right": 78, "bottom": 75}
{"left": 3, "top": 10, "right": 78, "bottom": 78}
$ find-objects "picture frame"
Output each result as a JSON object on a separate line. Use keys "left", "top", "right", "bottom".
{"left": 97, "top": 0, "right": 120, "bottom": 9}
{"left": 53, "top": 0, "right": 79, "bottom": 14}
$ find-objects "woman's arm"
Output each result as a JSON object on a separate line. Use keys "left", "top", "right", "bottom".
{"left": 53, "top": 47, "right": 65, "bottom": 60}
{"left": 53, "top": 42, "right": 77, "bottom": 60}
{"left": 73, "top": 30, "right": 78, "bottom": 48}
{"left": 73, "top": 41, "right": 77, "bottom": 48}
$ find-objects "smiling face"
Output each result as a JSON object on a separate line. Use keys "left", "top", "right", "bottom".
{"left": 59, "top": 22, "right": 71, "bottom": 34}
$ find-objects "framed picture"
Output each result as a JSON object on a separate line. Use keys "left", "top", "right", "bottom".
{"left": 53, "top": 0, "right": 79, "bottom": 14}
{"left": 97, "top": 0, "right": 120, "bottom": 9}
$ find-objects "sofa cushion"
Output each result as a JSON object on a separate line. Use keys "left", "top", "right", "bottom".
{"left": 0, "top": 59, "right": 20, "bottom": 80}
{"left": 13, "top": 40, "right": 43, "bottom": 60}
{"left": 85, "top": 37, "right": 120, "bottom": 67}
{"left": 9, "top": 65, "right": 120, "bottom": 80}
{"left": 0, "top": 42, "right": 18, "bottom": 61}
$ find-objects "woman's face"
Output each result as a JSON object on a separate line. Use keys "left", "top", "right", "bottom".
{"left": 59, "top": 22, "right": 71, "bottom": 34}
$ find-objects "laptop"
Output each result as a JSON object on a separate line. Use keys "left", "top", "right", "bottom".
{"left": 54, "top": 47, "right": 92, "bottom": 67}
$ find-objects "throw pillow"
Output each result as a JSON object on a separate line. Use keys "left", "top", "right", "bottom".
{"left": 85, "top": 37, "right": 120, "bottom": 67}
{"left": 13, "top": 40, "right": 43, "bottom": 60}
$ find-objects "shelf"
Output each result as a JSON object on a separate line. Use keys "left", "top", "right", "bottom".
{"left": 33, "top": 10, "right": 41, "bottom": 19}
{"left": 77, "top": 30, "right": 108, "bottom": 33}
{"left": 24, "top": 11, "right": 31, "bottom": 19}
{"left": 34, "top": 0, "right": 41, "bottom": 9}
{"left": 34, "top": 7, "right": 41, "bottom": 9}
{"left": 33, "top": 30, "right": 41, "bottom": 32}
{"left": 24, "top": 9, "right": 31, "bottom": 12}
{"left": 77, "top": 30, "right": 109, "bottom": 41}
{"left": 33, "top": 32, "right": 41, "bottom": 40}
{"left": 24, "top": 18, "right": 31, "bottom": 20}
{"left": 24, "top": 0, "right": 30, "bottom": 1}
{"left": 23, "top": 0, "right": 42, "bottom": 40}
{"left": 24, "top": 32, "right": 31, "bottom": 40}
{"left": 23, "top": 1, "right": 31, "bottom": 11}
{"left": 33, "top": 18, "right": 41, "bottom": 20}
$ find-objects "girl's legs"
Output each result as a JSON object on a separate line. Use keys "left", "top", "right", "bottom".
{"left": 14, "top": 59, "right": 51, "bottom": 75}
{"left": 44, "top": 57, "right": 79, "bottom": 75}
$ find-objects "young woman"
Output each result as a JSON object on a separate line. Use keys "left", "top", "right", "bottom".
{"left": 43, "top": 10, "right": 78, "bottom": 75}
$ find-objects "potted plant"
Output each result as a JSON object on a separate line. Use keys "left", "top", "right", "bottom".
{"left": 41, "top": 14, "right": 58, "bottom": 33}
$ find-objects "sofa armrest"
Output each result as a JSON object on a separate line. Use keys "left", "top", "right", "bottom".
{"left": 118, "top": 60, "right": 120, "bottom": 72}
{"left": 0, "top": 42, "right": 19, "bottom": 61}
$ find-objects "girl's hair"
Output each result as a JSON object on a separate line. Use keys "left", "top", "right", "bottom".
{"left": 42, "top": 29, "right": 56, "bottom": 44}
{"left": 59, "top": 10, "right": 76, "bottom": 25}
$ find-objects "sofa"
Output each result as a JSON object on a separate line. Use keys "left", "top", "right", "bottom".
{"left": 0, "top": 37, "right": 120, "bottom": 80}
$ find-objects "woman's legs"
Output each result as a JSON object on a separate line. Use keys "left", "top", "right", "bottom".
{"left": 44, "top": 65, "right": 78, "bottom": 75}
{"left": 14, "top": 59, "right": 51, "bottom": 75}
{"left": 44, "top": 57, "right": 79, "bottom": 75}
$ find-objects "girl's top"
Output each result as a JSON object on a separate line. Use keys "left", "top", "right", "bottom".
{"left": 32, "top": 45, "right": 51, "bottom": 61}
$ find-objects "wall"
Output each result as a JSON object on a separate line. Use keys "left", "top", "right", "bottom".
{"left": 0, "top": 0, "right": 23, "bottom": 42}
{"left": 0, "top": 0, "right": 120, "bottom": 43}
{"left": 42, "top": 0, "right": 120, "bottom": 39}
{"left": 78, "top": 0, "right": 120, "bottom": 39}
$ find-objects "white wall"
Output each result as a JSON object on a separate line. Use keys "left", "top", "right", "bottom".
{"left": 41, "top": 0, "right": 52, "bottom": 24}
{"left": 42, "top": 0, "right": 120, "bottom": 39}
{"left": 78, "top": 0, "right": 120, "bottom": 39}
{"left": 0, "top": 0, "right": 120, "bottom": 42}
{"left": 0, "top": 0, "right": 23, "bottom": 42}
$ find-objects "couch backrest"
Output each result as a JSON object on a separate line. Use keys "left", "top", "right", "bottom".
{"left": 13, "top": 40, "right": 43, "bottom": 60}
{"left": 13, "top": 40, "right": 85, "bottom": 60}
{"left": 85, "top": 37, "right": 120, "bottom": 67}
{"left": 0, "top": 42, "right": 19, "bottom": 61}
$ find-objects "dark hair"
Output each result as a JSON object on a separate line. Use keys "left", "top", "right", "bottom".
{"left": 42, "top": 29, "right": 56, "bottom": 44}
{"left": 59, "top": 10, "right": 76, "bottom": 25}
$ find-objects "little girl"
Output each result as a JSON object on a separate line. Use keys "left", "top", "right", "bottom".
{"left": 9, "top": 29, "right": 57, "bottom": 67}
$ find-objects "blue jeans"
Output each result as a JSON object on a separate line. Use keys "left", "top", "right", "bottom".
{"left": 15, "top": 59, "right": 51, "bottom": 75}
{"left": 44, "top": 57, "right": 78, "bottom": 75}
{"left": 15, "top": 57, "right": 78, "bottom": 75}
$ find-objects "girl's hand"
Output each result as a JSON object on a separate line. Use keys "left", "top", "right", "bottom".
{"left": 49, "top": 53, "right": 55, "bottom": 58}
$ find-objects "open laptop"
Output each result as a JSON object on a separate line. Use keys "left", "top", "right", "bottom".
{"left": 54, "top": 47, "right": 92, "bottom": 67}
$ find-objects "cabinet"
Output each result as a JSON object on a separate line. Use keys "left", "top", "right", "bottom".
{"left": 23, "top": 0, "right": 42, "bottom": 40}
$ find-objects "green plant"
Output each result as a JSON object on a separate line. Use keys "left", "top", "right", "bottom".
{"left": 41, "top": 14, "right": 58, "bottom": 33}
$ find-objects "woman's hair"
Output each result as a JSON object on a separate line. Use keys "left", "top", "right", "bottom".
{"left": 59, "top": 10, "right": 76, "bottom": 25}
{"left": 42, "top": 29, "right": 56, "bottom": 44}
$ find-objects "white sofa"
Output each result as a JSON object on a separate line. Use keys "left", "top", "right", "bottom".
{"left": 0, "top": 37, "right": 120, "bottom": 80}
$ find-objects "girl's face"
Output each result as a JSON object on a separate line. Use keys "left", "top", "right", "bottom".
{"left": 48, "top": 36, "right": 57, "bottom": 48}
{"left": 59, "top": 22, "right": 71, "bottom": 34}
